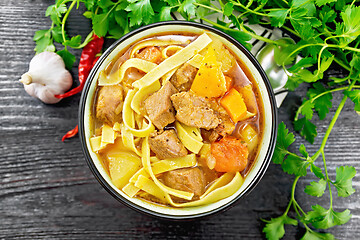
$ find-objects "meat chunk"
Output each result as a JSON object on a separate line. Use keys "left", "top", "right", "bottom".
{"left": 136, "top": 46, "right": 162, "bottom": 63}
{"left": 96, "top": 85, "right": 123, "bottom": 125}
{"left": 171, "top": 92, "right": 220, "bottom": 130}
{"left": 210, "top": 100, "right": 236, "bottom": 136}
{"left": 201, "top": 129, "right": 220, "bottom": 143}
{"left": 163, "top": 167, "right": 206, "bottom": 197}
{"left": 144, "top": 82, "right": 178, "bottom": 129}
{"left": 170, "top": 63, "right": 198, "bottom": 91}
{"left": 149, "top": 129, "right": 187, "bottom": 159}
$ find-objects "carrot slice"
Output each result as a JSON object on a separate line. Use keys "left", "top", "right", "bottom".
{"left": 211, "top": 137, "right": 249, "bottom": 173}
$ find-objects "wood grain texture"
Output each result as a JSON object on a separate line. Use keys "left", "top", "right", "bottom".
{"left": 0, "top": 1, "right": 359, "bottom": 239}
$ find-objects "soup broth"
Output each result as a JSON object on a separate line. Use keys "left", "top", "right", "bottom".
{"left": 89, "top": 32, "right": 264, "bottom": 207}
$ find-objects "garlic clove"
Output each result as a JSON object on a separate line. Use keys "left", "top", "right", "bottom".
{"left": 20, "top": 51, "right": 73, "bottom": 104}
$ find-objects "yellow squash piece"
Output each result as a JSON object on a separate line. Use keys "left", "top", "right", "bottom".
{"left": 240, "top": 124, "right": 259, "bottom": 154}
{"left": 238, "top": 84, "right": 258, "bottom": 114}
{"left": 190, "top": 46, "right": 227, "bottom": 98}
{"left": 220, "top": 88, "right": 247, "bottom": 123}
{"left": 108, "top": 152, "right": 142, "bottom": 189}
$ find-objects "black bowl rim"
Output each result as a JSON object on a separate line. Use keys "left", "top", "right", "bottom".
{"left": 79, "top": 20, "right": 278, "bottom": 220}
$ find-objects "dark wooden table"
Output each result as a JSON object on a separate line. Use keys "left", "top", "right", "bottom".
{"left": 1, "top": 1, "right": 359, "bottom": 239}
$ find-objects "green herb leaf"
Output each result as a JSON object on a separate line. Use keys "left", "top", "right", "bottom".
{"left": 344, "top": 90, "right": 360, "bottom": 112}
{"left": 300, "top": 99, "right": 314, "bottom": 120}
{"left": 179, "top": 0, "right": 197, "bottom": 19}
{"left": 64, "top": 35, "right": 82, "bottom": 48}
{"left": 34, "top": 29, "right": 55, "bottom": 53}
{"left": 287, "top": 57, "right": 316, "bottom": 72}
{"left": 294, "top": 117, "right": 317, "bottom": 144}
{"left": 126, "top": 0, "right": 155, "bottom": 26}
{"left": 51, "top": 26, "right": 64, "bottom": 44}
{"left": 333, "top": 166, "right": 356, "bottom": 197}
{"left": 45, "top": 3, "right": 67, "bottom": 24}
{"left": 301, "top": 230, "right": 335, "bottom": 240}
{"left": 262, "top": 215, "right": 298, "bottom": 240}
{"left": 305, "top": 205, "right": 351, "bottom": 229}
{"left": 337, "top": 6, "right": 360, "bottom": 45}
{"left": 269, "top": 9, "right": 290, "bottom": 27}
{"left": 92, "top": 12, "right": 110, "bottom": 37}
{"left": 56, "top": 49, "right": 76, "bottom": 70}
{"left": 315, "top": 0, "right": 337, "bottom": 7}
{"left": 223, "top": 2, "right": 234, "bottom": 17}
{"left": 307, "top": 82, "right": 333, "bottom": 120}
{"left": 272, "top": 122, "right": 295, "bottom": 164}
{"left": 310, "top": 163, "right": 325, "bottom": 179}
{"left": 159, "top": 6, "right": 173, "bottom": 21}
{"left": 305, "top": 179, "right": 327, "bottom": 197}
{"left": 282, "top": 154, "right": 309, "bottom": 176}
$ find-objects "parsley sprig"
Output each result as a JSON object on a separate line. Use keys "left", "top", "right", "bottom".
{"left": 34, "top": 0, "right": 359, "bottom": 238}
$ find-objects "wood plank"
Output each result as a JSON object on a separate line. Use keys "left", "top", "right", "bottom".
{"left": 0, "top": 0, "right": 359, "bottom": 239}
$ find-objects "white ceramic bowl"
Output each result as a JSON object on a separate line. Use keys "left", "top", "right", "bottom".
{"left": 79, "top": 21, "right": 277, "bottom": 219}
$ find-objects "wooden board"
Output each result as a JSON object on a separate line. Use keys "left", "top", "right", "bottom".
{"left": 0, "top": 1, "right": 359, "bottom": 239}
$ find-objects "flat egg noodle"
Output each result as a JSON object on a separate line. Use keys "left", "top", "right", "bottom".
{"left": 130, "top": 39, "right": 186, "bottom": 58}
{"left": 121, "top": 123, "right": 141, "bottom": 156}
{"left": 160, "top": 67, "right": 178, "bottom": 86}
{"left": 165, "top": 172, "right": 244, "bottom": 207}
{"left": 162, "top": 45, "right": 184, "bottom": 59}
{"left": 187, "top": 54, "right": 204, "bottom": 69}
{"left": 131, "top": 80, "right": 161, "bottom": 115}
{"left": 134, "top": 175, "right": 168, "bottom": 203}
{"left": 175, "top": 122, "right": 203, "bottom": 154}
{"left": 129, "top": 154, "right": 197, "bottom": 185}
{"left": 199, "top": 172, "right": 235, "bottom": 199}
{"left": 98, "top": 58, "right": 157, "bottom": 86}
{"left": 123, "top": 89, "right": 155, "bottom": 137}
{"left": 142, "top": 137, "right": 194, "bottom": 200}
{"left": 132, "top": 33, "right": 212, "bottom": 89}
{"left": 122, "top": 182, "right": 140, "bottom": 197}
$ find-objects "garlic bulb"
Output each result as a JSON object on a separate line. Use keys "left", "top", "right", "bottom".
{"left": 20, "top": 52, "right": 73, "bottom": 104}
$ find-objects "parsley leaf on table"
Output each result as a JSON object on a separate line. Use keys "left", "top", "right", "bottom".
{"left": 272, "top": 122, "right": 295, "bottom": 164}
{"left": 305, "top": 205, "right": 351, "bottom": 229}
{"left": 307, "top": 83, "right": 333, "bottom": 120}
{"left": 344, "top": 90, "right": 360, "bottom": 112}
{"left": 333, "top": 166, "right": 356, "bottom": 197}
{"left": 301, "top": 230, "right": 335, "bottom": 240}
{"left": 262, "top": 215, "right": 298, "bottom": 240}
{"left": 294, "top": 117, "right": 317, "bottom": 144}
{"left": 304, "top": 179, "right": 327, "bottom": 197}
{"left": 126, "top": 0, "right": 155, "bottom": 27}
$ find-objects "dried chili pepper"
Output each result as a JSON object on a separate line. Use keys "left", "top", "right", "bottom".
{"left": 60, "top": 34, "right": 104, "bottom": 141}
{"left": 61, "top": 125, "right": 78, "bottom": 142}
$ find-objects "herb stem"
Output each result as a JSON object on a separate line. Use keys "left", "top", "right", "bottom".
{"left": 321, "top": 150, "right": 333, "bottom": 207}
{"left": 194, "top": 3, "right": 222, "bottom": 13}
{"left": 312, "top": 80, "right": 357, "bottom": 161}
{"left": 61, "top": 0, "right": 77, "bottom": 44}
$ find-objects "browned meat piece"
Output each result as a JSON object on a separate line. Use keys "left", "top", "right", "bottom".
{"left": 96, "top": 85, "right": 123, "bottom": 125}
{"left": 149, "top": 129, "right": 187, "bottom": 159}
{"left": 163, "top": 167, "right": 206, "bottom": 197}
{"left": 209, "top": 100, "right": 236, "bottom": 136}
{"left": 170, "top": 63, "right": 198, "bottom": 91}
{"left": 170, "top": 92, "right": 220, "bottom": 130}
{"left": 144, "top": 82, "right": 178, "bottom": 129}
{"left": 201, "top": 129, "right": 220, "bottom": 143}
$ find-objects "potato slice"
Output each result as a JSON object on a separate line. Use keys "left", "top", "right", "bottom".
{"left": 108, "top": 152, "right": 142, "bottom": 189}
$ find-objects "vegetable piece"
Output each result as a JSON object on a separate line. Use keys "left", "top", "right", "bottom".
{"left": 240, "top": 124, "right": 259, "bottom": 154}
{"left": 55, "top": 34, "right": 104, "bottom": 99}
{"left": 190, "top": 46, "right": 227, "bottom": 98}
{"left": 238, "top": 84, "right": 257, "bottom": 114}
{"left": 19, "top": 51, "right": 72, "bottom": 104}
{"left": 108, "top": 152, "right": 142, "bottom": 189}
{"left": 209, "top": 36, "right": 236, "bottom": 73}
{"left": 225, "top": 76, "right": 233, "bottom": 91}
{"left": 220, "top": 88, "right": 247, "bottom": 123}
{"left": 136, "top": 46, "right": 162, "bottom": 63}
{"left": 211, "top": 137, "right": 249, "bottom": 172}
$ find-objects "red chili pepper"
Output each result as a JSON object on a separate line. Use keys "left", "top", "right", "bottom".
{"left": 55, "top": 34, "right": 104, "bottom": 99}
{"left": 61, "top": 125, "right": 79, "bottom": 142}
{"left": 60, "top": 34, "right": 104, "bottom": 141}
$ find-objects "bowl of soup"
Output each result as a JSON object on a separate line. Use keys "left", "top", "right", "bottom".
{"left": 79, "top": 21, "right": 277, "bottom": 219}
